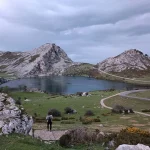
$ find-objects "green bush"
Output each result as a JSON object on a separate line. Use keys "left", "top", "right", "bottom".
{"left": 48, "top": 109, "right": 61, "bottom": 117}
{"left": 84, "top": 110, "right": 95, "bottom": 116}
{"left": 64, "top": 107, "right": 73, "bottom": 114}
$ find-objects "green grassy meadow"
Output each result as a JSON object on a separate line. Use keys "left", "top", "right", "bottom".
{"left": 9, "top": 90, "right": 150, "bottom": 132}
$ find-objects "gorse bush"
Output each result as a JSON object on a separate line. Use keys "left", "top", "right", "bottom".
{"left": 48, "top": 109, "right": 61, "bottom": 117}
{"left": 114, "top": 127, "right": 150, "bottom": 147}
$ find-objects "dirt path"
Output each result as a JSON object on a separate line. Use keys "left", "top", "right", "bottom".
{"left": 33, "top": 129, "right": 68, "bottom": 141}
{"left": 100, "top": 89, "right": 150, "bottom": 117}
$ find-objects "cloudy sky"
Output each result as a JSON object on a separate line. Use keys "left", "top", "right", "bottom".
{"left": 0, "top": 0, "right": 150, "bottom": 64}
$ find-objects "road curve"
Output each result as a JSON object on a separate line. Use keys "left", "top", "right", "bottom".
{"left": 100, "top": 89, "right": 150, "bottom": 117}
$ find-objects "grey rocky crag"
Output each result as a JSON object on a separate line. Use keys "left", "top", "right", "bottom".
{"left": 0, "top": 93, "right": 33, "bottom": 135}
{"left": 0, "top": 43, "right": 73, "bottom": 77}
{"left": 97, "top": 49, "right": 150, "bottom": 73}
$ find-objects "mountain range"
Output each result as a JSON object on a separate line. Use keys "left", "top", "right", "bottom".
{"left": 0, "top": 43, "right": 150, "bottom": 78}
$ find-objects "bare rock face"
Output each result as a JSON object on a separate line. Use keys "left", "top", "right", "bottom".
{"left": 97, "top": 49, "right": 150, "bottom": 73}
{"left": 0, "top": 43, "right": 73, "bottom": 77}
{"left": 0, "top": 93, "right": 33, "bottom": 135}
{"left": 116, "top": 144, "right": 150, "bottom": 150}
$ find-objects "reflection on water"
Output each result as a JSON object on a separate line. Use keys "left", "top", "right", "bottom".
{"left": 0, "top": 76, "right": 136, "bottom": 94}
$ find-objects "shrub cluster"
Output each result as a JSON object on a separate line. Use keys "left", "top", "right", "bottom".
{"left": 64, "top": 107, "right": 73, "bottom": 114}
{"left": 48, "top": 109, "right": 61, "bottom": 117}
{"left": 82, "top": 117, "right": 93, "bottom": 124}
{"left": 84, "top": 110, "right": 94, "bottom": 116}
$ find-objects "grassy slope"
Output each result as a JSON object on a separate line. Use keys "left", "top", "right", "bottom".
{"left": 63, "top": 63, "right": 94, "bottom": 76}
{"left": 104, "top": 95, "right": 150, "bottom": 112}
{"left": 129, "top": 90, "right": 150, "bottom": 99}
{"left": 104, "top": 95, "right": 150, "bottom": 131}
{"left": 0, "top": 134, "right": 104, "bottom": 150}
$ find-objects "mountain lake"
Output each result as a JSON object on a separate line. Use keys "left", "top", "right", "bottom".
{"left": 0, "top": 76, "right": 138, "bottom": 94}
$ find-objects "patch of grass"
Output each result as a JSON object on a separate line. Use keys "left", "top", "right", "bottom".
{"left": 63, "top": 63, "right": 94, "bottom": 76}
{"left": 0, "top": 133, "right": 104, "bottom": 150}
{"left": 29, "top": 54, "right": 40, "bottom": 63}
{"left": 105, "top": 95, "right": 150, "bottom": 112}
{"left": 129, "top": 90, "right": 150, "bottom": 99}
{"left": 0, "top": 134, "right": 63, "bottom": 150}
{"left": 14, "top": 58, "right": 25, "bottom": 66}
{"left": 0, "top": 65, "right": 8, "bottom": 69}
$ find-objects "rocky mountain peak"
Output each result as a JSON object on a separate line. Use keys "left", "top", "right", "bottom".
{"left": 98, "top": 49, "right": 150, "bottom": 73}
{"left": 0, "top": 43, "right": 73, "bottom": 77}
{"left": 123, "top": 49, "right": 144, "bottom": 55}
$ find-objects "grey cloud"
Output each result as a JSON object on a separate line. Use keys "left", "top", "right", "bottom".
{"left": 0, "top": 0, "right": 150, "bottom": 63}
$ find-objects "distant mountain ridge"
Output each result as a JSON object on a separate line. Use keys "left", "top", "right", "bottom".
{"left": 97, "top": 49, "right": 150, "bottom": 75}
{"left": 0, "top": 45, "right": 150, "bottom": 78}
{"left": 0, "top": 43, "right": 73, "bottom": 77}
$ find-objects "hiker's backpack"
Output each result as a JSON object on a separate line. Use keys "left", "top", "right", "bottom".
{"left": 48, "top": 116, "right": 52, "bottom": 123}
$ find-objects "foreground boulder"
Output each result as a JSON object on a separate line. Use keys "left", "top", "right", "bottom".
{"left": 116, "top": 144, "right": 150, "bottom": 150}
{"left": 0, "top": 93, "right": 33, "bottom": 135}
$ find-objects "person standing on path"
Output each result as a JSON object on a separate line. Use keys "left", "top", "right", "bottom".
{"left": 46, "top": 112, "right": 53, "bottom": 131}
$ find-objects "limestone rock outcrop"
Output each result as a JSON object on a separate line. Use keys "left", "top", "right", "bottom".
{"left": 0, "top": 93, "right": 33, "bottom": 135}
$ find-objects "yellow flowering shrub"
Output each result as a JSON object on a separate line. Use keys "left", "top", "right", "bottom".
{"left": 115, "top": 127, "right": 150, "bottom": 147}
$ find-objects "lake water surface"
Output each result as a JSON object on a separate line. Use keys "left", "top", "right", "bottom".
{"left": 0, "top": 76, "right": 136, "bottom": 94}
